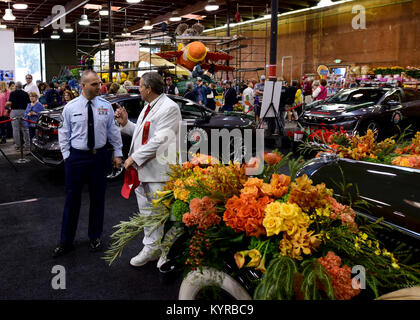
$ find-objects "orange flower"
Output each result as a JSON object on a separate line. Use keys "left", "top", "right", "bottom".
{"left": 289, "top": 175, "right": 332, "bottom": 211}
{"left": 270, "top": 174, "right": 290, "bottom": 198}
{"left": 264, "top": 151, "right": 283, "bottom": 166}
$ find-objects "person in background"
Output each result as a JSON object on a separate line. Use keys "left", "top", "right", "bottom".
{"left": 287, "top": 80, "right": 300, "bottom": 121}
{"left": 396, "top": 80, "right": 404, "bottom": 88}
{"left": 193, "top": 77, "right": 210, "bottom": 105}
{"left": 192, "top": 61, "right": 203, "bottom": 78}
{"left": 23, "top": 74, "right": 40, "bottom": 98}
{"left": 8, "top": 81, "right": 16, "bottom": 92}
{"left": 294, "top": 81, "right": 304, "bottom": 118}
{"left": 62, "top": 90, "right": 75, "bottom": 105}
{"left": 312, "top": 79, "right": 328, "bottom": 101}
{"left": 242, "top": 81, "right": 254, "bottom": 116}
{"left": 127, "top": 77, "right": 141, "bottom": 94}
{"left": 221, "top": 80, "right": 237, "bottom": 112}
{"left": 164, "top": 76, "right": 179, "bottom": 95}
{"left": 0, "top": 81, "right": 10, "bottom": 144}
{"left": 206, "top": 83, "right": 217, "bottom": 111}
{"left": 117, "top": 83, "right": 128, "bottom": 94}
{"left": 303, "top": 77, "right": 313, "bottom": 106}
{"left": 183, "top": 82, "right": 196, "bottom": 101}
{"left": 253, "top": 75, "right": 266, "bottom": 122}
{"left": 101, "top": 79, "right": 108, "bottom": 94}
{"left": 108, "top": 83, "right": 120, "bottom": 95}
{"left": 123, "top": 80, "right": 133, "bottom": 92}
{"left": 45, "top": 82, "right": 62, "bottom": 108}
{"left": 58, "top": 82, "right": 67, "bottom": 98}
{"left": 24, "top": 92, "right": 44, "bottom": 140}
{"left": 6, "top": 82, "right": 30, "bottom": 150}
{"left": 38, "top": 82, "right": 47, "bottom": 96}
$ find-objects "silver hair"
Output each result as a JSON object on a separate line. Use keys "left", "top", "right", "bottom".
{"left": 81, "top": 70, "right": 99, "bottom": 83}
{"left": 141, "top": 72, "right": 164, "bottom": 94}
{"left": 186, "top": 82, "right": 193, "bottom": 90}
{"left": 16, "top": 81, "right": 23, "bottom": 89}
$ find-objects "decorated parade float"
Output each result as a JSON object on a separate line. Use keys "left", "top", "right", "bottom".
{"left": 104, "top": 149, "right": 420, "bottom": 300}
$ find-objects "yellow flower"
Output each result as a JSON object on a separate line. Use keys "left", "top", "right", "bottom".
{"left": 391, "top": 262, "right": 400, "bottom": 269}
{"left": 155, "top": 190, "right": 172, "bottom": 198}
{"left": 255, "top": 258, "right": 267, "bottom": 273}
{"left": 234, "top": 250, "right": 249, "bottom": 269}
{"left": 263, "top": 216, "right": 282, "bottom": 237}
{"left": 374, "top": 249, "right": 381, "bottom": 255}
{"left": 245, "top": 249, "right": 262, "bottom": 268}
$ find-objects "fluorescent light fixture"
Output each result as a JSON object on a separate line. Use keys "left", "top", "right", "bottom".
{"left": 127, "top": 0, "right": 142, "bottom": 3}
{"left": 204, "top": 0, "right": 354, "bottom": 33}
{"left": 205, "top": 0, "right": 219, "bottom": 11}
{"left": 13, "top": 2, "right": 28, "bottom": 10}
{"left": 169, "top": 10, "right": 181, "bottom": 22}
{"left": 63, "top": 24, "right": 74, "bottom": 33}
{"left": 143, "top": 20, "right": 153, "bottom": 30}
{"left": 99, "top": 5, "right": 109, "bottom": 16}
{"left": 317, "top": 0, "right": 334, "bottom": 7}
{"left": 3, "top": 8, "right": 16, "bottom": 21}
{"left": 51, "top": 31, "right": 60, "bottom": 39}
{"left": 79, "top": 14, "right": 90, "bottom": 25}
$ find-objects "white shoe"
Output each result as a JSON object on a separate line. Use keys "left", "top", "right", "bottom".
{"left": 156, "top": 254, "right": 168, "bottom": 269}
{"left": 130, "top": 248, "right": 161, "bottom": 267}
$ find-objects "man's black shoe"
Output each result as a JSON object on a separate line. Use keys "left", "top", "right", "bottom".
{"left": 53, "top": 244, "right": 74, "bottom": 258}
{"left": 89, "top": 239, "right": 102, "bottom": 252}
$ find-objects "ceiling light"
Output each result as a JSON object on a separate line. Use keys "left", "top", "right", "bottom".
{"left": 126, "top": 0, "right": 142, "bottom": 3}
{"left": 205, "top": 0, "right": 219, "bottom": 12}
{"left": 317, "top": 0, "right": 334, "bottom": 7}
{"left": 79, "top": 14, "right": 90, "bottom": 26}
{"left": 13, "top": 2, "right": 28, "bottom": 10}
{"left": 169, "top": 10, "right": 182, "bottom": 22}
{"left": 63, "top": 24, "right": 74, "bottom": 33}
{"left": 3, "top": 8, "right": 16, "bottom": 21}
{"left": 143, "top": 20, "right": 153, "bottom": 30}
{"left": 51, "top": 31, "right": 60, "bottom": 39}
{"left": 99, "top": 5, "right": 109, "bottom": 16}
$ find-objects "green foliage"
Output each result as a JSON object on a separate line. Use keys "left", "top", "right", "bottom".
{"left": 103, "top": 207, "right": 169, "bottom": 265}
{"left": 288, "top": 156, "right": 307, "bottom": 182}
{"left": 260, "top": 151, "right": 292, "bottom": 183}
{"left": 171, "top": 200, "right": 190, "bottom": 222}
{"left": 300, "top": 259, "right": 335, "bottom": 300}
{"left": 253, "top": 256, "right": 298, "bottom": 300}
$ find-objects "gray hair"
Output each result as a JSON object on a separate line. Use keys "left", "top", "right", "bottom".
{"left": 186, "top": 82, "right": 193, "bottom": 90}
{"left": 141, "top": 72, "right": 163, "bottom": 94}
{"left": 81, "top": 70, "right": 99, "bottom": 83}
{"left": 16, "top": 81, "right": 23, "bottom": 89}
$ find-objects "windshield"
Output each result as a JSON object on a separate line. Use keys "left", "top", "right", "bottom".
{"left": 326, "top": 89, "right": 385, "bottom": 104}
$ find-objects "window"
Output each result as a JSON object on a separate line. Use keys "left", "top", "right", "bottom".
{"left": 15, "top": 43, "right": 46, "bottom": 82}
{"left": 403, "top": 89, "right": 420, "bottom": 102}
{"left": 382, "top": 90, "right": 401, "bottom": 104}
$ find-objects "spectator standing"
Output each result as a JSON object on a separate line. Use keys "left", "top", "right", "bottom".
{"left": 8, "top": 81, "right": 16, "bottom": 92}
{"left": 303, "top": 77, "right": 313, "bottom": 105}
{"left": 45, "top": 82, "right": 62, "bottom": 108}
{"left": 23, "top": 74, "right": 40, "bottom": 98}
{"left": 183, "top": 82, "right": 196, "bottom": 101}
{"left": 164, "top": 77, "right": 179, "bottom": 95}
{"left": 206, "top": 83, "right": 217, "bottom": 111}
{"left": 253, "top": 75, "right": 266, "bottom": 122}
{"left": 294, "top": 81, "right": 304, "bottom": 118}
{"left": 127, "top": 77, "right": 141, "bottom": 94}
{"left": 287, "top": 80, "right": 300, "bottom": 121}
{"left": 0, "top": 81, "right": 10, "bottom": 143}
{"left": 6, "top": 82, "right": 31, "bottom": 150}
{"left": 101, "top": 79, "right": 108, "bottom": 94}
{"left": 221, "top": 80, "right": 237, "bottom": 112}
{"left": 108, "top": 83, "right": 120, "bottom": 94}
{"left": 242, "top": 82, "right": 254, "bottom": 116}
{"left": 24, "top": 92, "right": 44, "bottom": 140}
{"left": 312, "top": 79, "right": 328, "bottom": 101}
{"left": 62, "top": 90, "right": 75, "bottom": 105}
{"left": 193, "top": 77, "right": 210, "bottom": 105}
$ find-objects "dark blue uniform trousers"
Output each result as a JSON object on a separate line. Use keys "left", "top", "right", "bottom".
{"left": 60, "top": 147, "right": 109, "bottom": 245}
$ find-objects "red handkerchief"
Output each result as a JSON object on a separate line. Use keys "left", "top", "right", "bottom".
{"left": 142, "top": 121, "right": 150, "bottom": 145}
{"left": 121, "top": 167, "right": 140, "bottom": 199}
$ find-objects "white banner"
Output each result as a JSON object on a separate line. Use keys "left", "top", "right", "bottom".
{"left": 0, "top": 29, "right": 15, "bottom": 81}
{"left": 115, "top": 40, "right": 139, "bottom": 62}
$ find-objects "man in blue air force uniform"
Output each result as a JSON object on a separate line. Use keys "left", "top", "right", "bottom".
{"left": 54, "top": 70, "right": 123, "bottom": 257}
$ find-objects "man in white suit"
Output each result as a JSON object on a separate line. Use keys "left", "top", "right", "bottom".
{"left": 114, "top": 72, "right": 182, "bottom": 267}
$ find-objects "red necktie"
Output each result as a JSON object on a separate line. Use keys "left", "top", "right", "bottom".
{"left": 142, "top": 104, "right": 150, "bottom": 122}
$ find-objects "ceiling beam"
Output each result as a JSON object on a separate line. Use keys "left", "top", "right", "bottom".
{"left": 40, "top": 0, "right": 90, "bottom": 28}
{"left": 128, "top": 0, "right": 225, "bottom": 33}
{"left": 280, "top": 0, "right": 312, "bottom": 7}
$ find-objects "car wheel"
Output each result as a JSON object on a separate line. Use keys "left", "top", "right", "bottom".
{"left": 363, "top": 120, "right": 381, "bottom": 140}
{"left": 178, "top": 267, "right": 252, "bottom": 300}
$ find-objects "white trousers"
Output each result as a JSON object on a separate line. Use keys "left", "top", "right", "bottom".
{"left": 134, "top": 181, "right": 166, "bottom": 252}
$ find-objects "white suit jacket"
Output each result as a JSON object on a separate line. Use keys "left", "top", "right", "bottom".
{"left": 120, "top": 94, "right": 181, "bottom": 182}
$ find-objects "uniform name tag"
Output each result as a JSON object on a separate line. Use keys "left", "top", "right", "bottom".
{"left": 73, "top": 113, "right": 83, "bottom": 117}
{"left": 98, "top": 106, "right": 108, "bottom": 115}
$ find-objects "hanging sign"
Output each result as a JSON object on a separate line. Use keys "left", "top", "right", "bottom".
{"left": 317, "top": 65, "right": 329, "bottom": 76}
{"left": 115, "top": 40, "right": 139, "bottom": 62}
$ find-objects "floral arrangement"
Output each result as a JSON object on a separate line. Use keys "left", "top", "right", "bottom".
{"left": 104, "top": 153, "right": 420, "bottom": 300}
{"left": 301, "top": 126, "right": 420, "bottom": 170}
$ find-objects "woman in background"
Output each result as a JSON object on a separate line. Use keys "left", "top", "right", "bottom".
{"left": 24, "top": 92, "right": 44, "bottom": 140}
{"left": 62, "top": 90, "right": 74, "bottom": 105}
{"left": 0, "top": 81, "right": 10, "bottom": 143}
{"left": 8, "top": 81, "right": 16, "bottom": 92}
